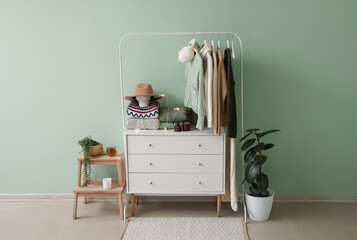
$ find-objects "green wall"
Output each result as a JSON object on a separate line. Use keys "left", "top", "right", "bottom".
{"left": 1, "top": 0, "right": 356, "bottom": 194}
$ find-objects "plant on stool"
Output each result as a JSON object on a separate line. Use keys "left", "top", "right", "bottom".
{"left": 78, "top": 136, "right": 100, "bottom": 187}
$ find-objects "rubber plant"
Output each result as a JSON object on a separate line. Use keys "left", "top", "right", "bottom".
{"left": 239, "top": 128, "right": 280, "bottom": 197}
{"left": 78, "top": 136, "right": 99, "bottom": 187}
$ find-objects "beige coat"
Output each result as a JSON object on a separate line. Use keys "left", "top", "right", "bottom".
{"left": 216, "top": 48, "right": 228, "bottom": 135}
{"left": 200, "top": 45, "right": 213, "bottom": 128}
{"left": 211, "top": 47, "right": 218, "bottom": 134}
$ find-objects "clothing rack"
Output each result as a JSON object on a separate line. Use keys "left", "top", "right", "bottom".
{"left": 118, "top": 31, "right": 246, "bottom": 223}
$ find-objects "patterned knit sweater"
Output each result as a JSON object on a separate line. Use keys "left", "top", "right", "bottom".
{"left": 126, "top": 101, "right": 160, "bottom": 119}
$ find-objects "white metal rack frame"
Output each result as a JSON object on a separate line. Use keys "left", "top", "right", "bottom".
{"left": 118, "top": 32, "right": 246, "bottom": 222}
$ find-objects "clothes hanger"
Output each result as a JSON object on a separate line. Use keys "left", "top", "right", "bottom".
{"left": 226, "top": 32, "right": 230, "bottom": 49}
{"left": 190, "top": 32, "right": 197, "bottom": 54}
{"left": 217, "top": 32, "right": 221, "bottom": 48}
{"left": 211, "top": 31, "right": 215, "bottom": 49}
{"left": 204, "top": 32, "right": 207, "bottom": 46}
{"left": 231, "top": 32, "right": 235, "bottom": 59}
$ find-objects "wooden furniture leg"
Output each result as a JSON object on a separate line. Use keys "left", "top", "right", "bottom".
{"left": 118, "top": 194, "right": 124, "bottom": 220}
{"left": 117, "top": 159, "right": 124, "bottom": 187}
{"left": 131, "top": 194, "right": 135, "bottom": 216}
{"left": 77, "top": 161, "right": 82, "bottom": 187}
{"left": 74, "top": 161, "right": 81, "bottom": 220}
{"left": 73, "top": 193, "right": 78, "bottom": 220}
{"left": 83, "top": 164, "right": 88, "bottom": 204}
{"left": 217, "top": 195, "right": 222, "bottom": 217}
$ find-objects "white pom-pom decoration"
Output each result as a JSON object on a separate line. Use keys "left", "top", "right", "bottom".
{"left": 178, "top": 46, "right": 194, "bottom": 63}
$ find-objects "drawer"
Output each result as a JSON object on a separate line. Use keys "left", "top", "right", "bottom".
{"left": 128, "top": 155, "right": 223, "bottom": 173}
{"left": 127, "top": 135, "right": 224, "bottom": 154}
{"left": 128, "top": 173, "right": 223, "bottom": 193}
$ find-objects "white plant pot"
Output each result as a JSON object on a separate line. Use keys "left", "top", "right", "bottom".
{"left": 245, "top": 189, "right": 274, "bottom": 221}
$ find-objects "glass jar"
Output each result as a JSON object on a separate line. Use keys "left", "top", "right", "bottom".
{"left": 174, "top": 122, "right": 182, "bottom": 132}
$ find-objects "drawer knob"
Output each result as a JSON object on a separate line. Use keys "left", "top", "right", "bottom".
{"left": 149, "top": 144, "right": 152, "bottom": 147}
{"left": 198, "top": 163, "right": 202, "bottom": 166}
{"left": 149, "top": 181, "right": 152, "bottom": 185}
{"left": 198, "top": 144, "right": 202, "bottom": 147}
{"left": 198, "top": 181, "right": 202, "bottom": 184}
{"left": 149, "top": 162, "right": 153, "bottom": 166}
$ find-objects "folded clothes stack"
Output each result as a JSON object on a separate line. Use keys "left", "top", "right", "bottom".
{"left": 158, "top": 107, "right": 191, "bottom": 129}
{"left": 125, "top": 101, "right": 160, "bottom": 130}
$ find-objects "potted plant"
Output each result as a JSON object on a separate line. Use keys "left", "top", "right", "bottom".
{"left": 239, "top": 128, "right": 280, "bottom": 221}
{"left": 78, "top": 136, "right": 103, "bottom": 187}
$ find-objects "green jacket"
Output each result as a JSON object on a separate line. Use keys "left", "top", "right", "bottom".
{"left": 184, "top": 45, "right": 205, "bottom": 130}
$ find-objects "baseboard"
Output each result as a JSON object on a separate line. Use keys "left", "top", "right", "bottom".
{"left": 0, "top": 194, "right": 215, "bottom": 203}
{"left": 274, "top": 194, "right": 357, "bottom": 203}
{"left": 1, "top": 194, "right": 356, "bottom": 203}
{"left": 0, "top": 194, "right": 74, "bottom": 202}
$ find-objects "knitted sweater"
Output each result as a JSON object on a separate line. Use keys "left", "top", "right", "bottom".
{"left": 126, "top": 101, "right": 160, "bottom": 119}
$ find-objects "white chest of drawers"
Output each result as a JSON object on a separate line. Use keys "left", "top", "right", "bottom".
{"left": 124, "top": 128, "right": 226, "bottom": 216}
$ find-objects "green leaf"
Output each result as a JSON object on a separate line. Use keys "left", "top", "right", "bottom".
{"left": 254, "top": 142, "right": 265, "bottom": 152}
{"left": 256, "top": 172, "right": 269, "bottom": 193}
{"left": 249, "top": 183, "right": 259, "bottom": 196}
{"left": 247, "top": 128, "right": 260, "bottom": 132}
{"left": 241, "top": 138, "right": 256, "bottom": 151}
{"left": 248, "top": 188, "right": 260, "bottom": 197}
{"left": 263, "top": 143, "right": 275, "bottom": 150}
{"left": 244, "top": 147, "right": 256, "bottom": 162}
{"left": 251, "top": 182, "right": 258, "bottom": 190}
{"left": 254, "top": 155, "right": 267, "bottom": 164}
{"left": 245, "top": 161, "right": 260, "bottom": 183}
{"left": 258, "top": 129, "right": 280, "bottom": 138}
{"left": 239, "top": 132, "right": 253, "bottom": 143}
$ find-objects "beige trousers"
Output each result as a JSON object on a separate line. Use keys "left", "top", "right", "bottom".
{"left": 223, "top": 138, "right": 239, "bottom": 211}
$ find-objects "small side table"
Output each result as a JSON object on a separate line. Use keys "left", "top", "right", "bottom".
{"left": 73, "top": 152, "right": 126, "bottom": 220}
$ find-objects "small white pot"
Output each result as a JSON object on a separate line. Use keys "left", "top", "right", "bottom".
{"left": 245, "top": 189, "right": 274, "bottom": 221}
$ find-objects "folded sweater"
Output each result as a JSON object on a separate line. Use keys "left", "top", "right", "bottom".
{"left": 125, "top": 118, "right": 160, "bottom": 130}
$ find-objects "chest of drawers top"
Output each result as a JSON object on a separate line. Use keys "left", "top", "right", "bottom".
{"left": 125, "top": 128, "right": 225, "bottom": 155}
{"left": 125, "top": 128, "right": 225, "bottom": 136}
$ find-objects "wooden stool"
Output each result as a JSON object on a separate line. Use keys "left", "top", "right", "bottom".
{"left": 73, "top": 152, "right": 126, "bottom": 220}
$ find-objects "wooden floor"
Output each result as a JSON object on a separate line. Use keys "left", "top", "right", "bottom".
{"left": 0, "top": 200, "right": 356, "bottom": 240}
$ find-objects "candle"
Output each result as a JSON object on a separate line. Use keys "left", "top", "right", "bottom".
{"left": 174, "top": 122, "right": 182, "bottom": 132}
{"left": 183, "top": 120, "right": 190, "bottom": 131}
{"left": 107, "top": 146, "right": 117, "bottom": 157}
{"left": 103, "top": 178, "right": 112, "bottom": 190}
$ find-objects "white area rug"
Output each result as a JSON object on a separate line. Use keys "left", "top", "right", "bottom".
{"left": 121, "top": 217, "right": 249, "bottom": 240}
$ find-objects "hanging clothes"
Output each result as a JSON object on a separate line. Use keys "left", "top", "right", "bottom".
{"left": 216, "top": 47, "right": 228, "bottom": 135}
{"left": 222, "top": 132, "right": 231, "bottom": 202}
{"left": 200, "top": 44, "right": 213, "bottom": 129}
{"left": 229, "top": 137, "right": 238, "bottom": 211}
{"left": 224, "top": 48, "right": 238, "bottom": 212}
{"left": 218, "top": 46, "right": 231, "bottom": 203}
{"left": 183, "top": 41, "right": 205, "bottom": 130}
{"left": 211, "top": 47, "right": 218, "bottom": 134}
{"left": 224, "top": 48, "right": 237, "bottom": 139}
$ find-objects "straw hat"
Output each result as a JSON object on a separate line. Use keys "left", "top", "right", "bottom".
{"left": 125, "top": 83, "right": 162, "bottom": 101}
